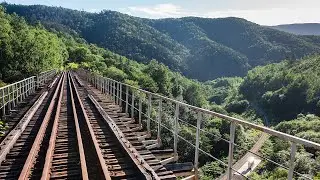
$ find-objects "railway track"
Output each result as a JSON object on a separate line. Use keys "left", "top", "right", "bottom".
{"left": 0, "top": 71, "right": 177, "bottom": 179}
{"left": 74, "top": 73, "right": 177, "bottom": 179}
{"left": 0, "top": 74, "right": 62, "bottom": 179}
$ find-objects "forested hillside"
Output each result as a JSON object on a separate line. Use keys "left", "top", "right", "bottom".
{"left": 0, "top": 6, "right": 67, "bottom": 82}
{"left": 271, "top": 23, "right": 320, "bottom": 35}
{"left": 0, "top": 6, "right": 263, "bottom": 178}
{"left": 240, "top": 55, "right": 320, "bottom": 123}
{"left": 2, "top": 3, "right": 320, "bottom": 81}
{"left": 0, "top": 3, "right": 319, "bottom": 179}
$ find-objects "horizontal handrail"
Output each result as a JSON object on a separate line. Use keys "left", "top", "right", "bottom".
{"left": 0, "top": 76, "right": 36, "bottom": 91}
{"left": 79, "top": 69, "right": 320, "bottom": 180}
{"left": 1, "top": 69, "right": 57, "bottom": 118}
{"left": 88, "top": 72, "right": 320, "bottom": 150}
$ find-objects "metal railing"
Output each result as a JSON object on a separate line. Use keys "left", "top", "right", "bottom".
{"left": 36, "top": 69, "right": 57, "bottom": 88}
{"left": 0, "top": 69, "right": 57, "bottom": 118}
{"left": 79, "top": 69, "right": 320, "bottom": 180}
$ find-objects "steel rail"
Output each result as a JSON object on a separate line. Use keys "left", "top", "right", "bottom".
{"left": 68, "top": 72, "right": 89, "bottom": 180}
{"left": 40, "top": 72, "right": 66, "bottom": 179}
{"left": 0, "top": 91, "right": 48, "bottom": 164}
{"left": 18, "top": 73, "right": 65, "bottom": 180}
{"left": 69, "top": 72, "right": 111, "bottom": 180}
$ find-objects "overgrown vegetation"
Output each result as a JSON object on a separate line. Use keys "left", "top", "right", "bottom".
{"left": 0, "top": 6, "right": 66, "bottom": 82}
{"left": 240, "top": 55, "right": 320, "bottom": 123}
{"left": 250, "top": 114, "right": 320, "bottom": 179}
{"left": 0, "top": 4, "right": 319, "bottom": 179}
{"left": 3, "top": 3, "right": 320, "bottom": 80}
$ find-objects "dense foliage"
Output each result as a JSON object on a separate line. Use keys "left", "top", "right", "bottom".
{"left": 2, "top": 3, "right": 320, "bottom": 81}
{"left": 0, "top": 6, "right": 67, "bottom": 82}
{"left": 240, "top": 55, "right": 320, "bottom": 123}
{"left": 0, "top": 4, "right": 319, "bottom": 179}
{"left": 250, "top": 114, "right": 320, "bottom": 179}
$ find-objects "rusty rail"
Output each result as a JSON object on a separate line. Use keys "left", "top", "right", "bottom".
{"left": 89, "top": 94, "right": 160, "bottom": 179}
{"left": 40, "top": 72, "right": 70, "bottom": 179}
{"left": 67, "top": 72, "right": 89, "bottom": 179}
{"left": 69, "top": 72, "right": 111, "bottom": 179}
{"left": 18, "top": 72, "right": 65, "bottom": 179}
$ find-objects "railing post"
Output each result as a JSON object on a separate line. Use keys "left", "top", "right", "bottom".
{"left": 138, "top": 96, "right": 142, "bottom": 127}
{"left": 113, "top": 81, "right": 116, "bottom": 103}
{"left": 19, "top": 82, "right": 22, "bottom": 102}
{"left": 116, "top": 81, "right": 118, "bottom": 104}
{"left": 109, "top": 79, "right": 111, "bottom": 96}
{"left": 105, "top": 78, "right": 108, "bottom": 94}
{"left": 194, "top": 111, "right": 201, "bottom": 179}
{"left": 106, "top": 78, "right": 108, "bottom": 95}
{"left": 1, "top": 88, "right": 5, "bottom": 118}
{"left": 131, "top": 91, "right": 135, "bottom": 118}
{"left": 32, "top": 77, "right": 35, "bottom": 93}
{"left": 102, "top": 77, "right": 104, "bottom": 93}
{"left": 97, "top": 76, "right": 99, "bottom": 89}
{"left": 36, "top": 75, "right": 39, "bottom": 89}
{"left": 147, "top": 94, "right": 151, "bottom": 134}
{"left": 117, "top": 82, "right": 120, "bottom": 105}
{"left": 26, "top": 79, "right": 29, "bottom": 96}
{"left": 98, "top": 76, "right": 101, "bottom": 91}
{"left": 114, "top": 81, "right": 117, "bottom": 103}
{"left": 111, "top": 80, "right": 113, "bottom": 100}
{"left": 111, "top": 80, "right": 113, "bottom": 97}
{"left": 119, "top": 84, "right": 122, "bottom": 106}
{"left": 15, "top": 84, "right": 18, "bottom": 105}
{"left": 33, "top": 77, "right": 35, "bottom": 93}
{"left": 288, "top": 142, "right": 297, "bottom": 180}
{"left": 157, "top": 98, "right": 162, "bottom": 145}
{"left": 174, "top": 103, "right": 179, "bottom": 160}
{"left": 44, "top": 72, "right": 47, "bottom": 83}
{"left": 109, "top": 80, "right": 112, "bottom": 98}
{"left": 100, "top": 76, "right": 103, "bottom": 92}
{"left": 8, "top": 86, "right": 11, "bottom": 112}
{"left": 106, "top": 78, "right": 109, "bottom": 95}
{"left": 22, "top": 80, "right": 26, "bottom": 100}
{"left": 97, "top": 76, "right": 100, "bottom": 90}
{"left": 125, "top": 86, "right": 129, "bottom": 113}
{"left": 29, "top": 78, "right": 32, "bottom": 95}
{"left": 227, "top": 121, "right": 236, "bottom": 180}
{"left": 12, "top": 84, "right": 16, "bottom": 107}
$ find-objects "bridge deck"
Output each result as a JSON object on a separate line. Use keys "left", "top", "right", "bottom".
{"left": 0, "top": 72, "right": 184, "bottom": 180}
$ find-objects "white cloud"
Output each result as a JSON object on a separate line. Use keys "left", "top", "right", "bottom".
{"left": 123, "top": 3, "right": 319, "bottom": 25}
{"left": 204, "top": 8, "right": 320, "bottom": 25}
{"left": 127, "top": 3, "right": 187, "bottom": 18}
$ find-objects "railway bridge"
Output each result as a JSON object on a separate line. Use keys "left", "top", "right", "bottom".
{"left": 0, "top": 70, "right": 319, "bottom": 180}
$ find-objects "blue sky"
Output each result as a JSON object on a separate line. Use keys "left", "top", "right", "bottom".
{"left": 2, "top": 0, "right": 320, "bottom": 25}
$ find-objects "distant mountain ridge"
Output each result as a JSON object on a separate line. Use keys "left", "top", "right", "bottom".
{"left": 3, "top": 3, "right": 320, "bottom": 81}
{"left": 270, "top": 23, "right": 320, "bottom": 35}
